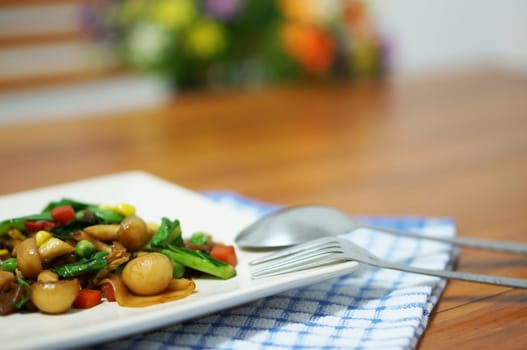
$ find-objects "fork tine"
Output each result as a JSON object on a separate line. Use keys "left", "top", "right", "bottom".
{"left": 249, "top": 237, "right": 340, "bottom": 265}
{"left": 249, "top": 237, "right": 348, "bottom": 278}
{"left": 251, "top": 252, "right": 343, "bottom": 278}
{"left": 254, "top": 246, "right": 337, "bottom": 270}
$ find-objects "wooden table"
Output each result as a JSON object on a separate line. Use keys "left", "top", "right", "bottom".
{"left": 1, "top": 72, "right": 526, "bottom": 348}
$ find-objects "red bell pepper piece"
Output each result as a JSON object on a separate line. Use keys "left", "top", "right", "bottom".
{"left": 73, "top": 289, "right": 102, "bottom": 309}
{"left": 210, "top": 244, "right": 238, "bottom": 266}
{"left": 51, "top": 205, "right": 75, "bottom": 225}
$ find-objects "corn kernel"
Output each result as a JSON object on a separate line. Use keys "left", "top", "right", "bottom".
{"left": 35, "top": 230, "right": 53, "bottom": 246}
{"left": 0, "top": 248, "right": 9, "bottom": 255}
{"left": 147, "top": 222, "right": 159, "bottom": 233}
{"left": 113, "top": 203, "right": 136, "bottom": 217}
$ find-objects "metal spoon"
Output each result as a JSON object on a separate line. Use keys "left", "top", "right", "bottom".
{"left": 235, "top": 205, "right": 527, "bottom": 254}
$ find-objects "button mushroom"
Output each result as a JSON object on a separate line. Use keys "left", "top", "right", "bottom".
{"left": 38, "top": 237, "right": 75, "bottom": 263}
{"left": 117, "top": 215, "right": 151, "bottom": 251}
{"left": 0, "top": 271, "right": 25, "bottom": 316}
{"left": 83, "top": 224, "right": 120, "bottom": 241}
{"left": 121, "top": 252, "right": 173, "bottom": 295}
{"left": 15, "top": 237, "right": 42, "bottom": 279}
{"left": 31, "top": 278, "right": 80, "bottom": 314}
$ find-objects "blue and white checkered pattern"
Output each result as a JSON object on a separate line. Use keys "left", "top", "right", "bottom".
{"left": 92, "top": 192, "right": 457, "bottom": 350}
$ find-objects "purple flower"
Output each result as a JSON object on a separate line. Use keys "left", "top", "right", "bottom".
{"left": 204, "top": 0, "right": 244, "bottom": 21}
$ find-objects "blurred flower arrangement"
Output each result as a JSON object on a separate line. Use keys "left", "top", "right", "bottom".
{"left": 83, "top": 0, "right": 387, "bottom": 90}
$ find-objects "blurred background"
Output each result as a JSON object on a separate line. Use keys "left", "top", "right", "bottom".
{"left": 1, "top": 0, "right": 526, "bottom": 125}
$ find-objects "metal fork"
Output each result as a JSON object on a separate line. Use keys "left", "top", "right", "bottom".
{"left": 250, "top": 237, "right": 527, "bottom": 288}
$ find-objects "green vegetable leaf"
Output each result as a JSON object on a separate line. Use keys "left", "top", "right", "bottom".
{"left": 87, "top": 207, "right": 124, "bottom": 224}
{"left": 171, "top": 261, "right": 186, "bottom": 278}
{"left": 40, "top": 198, "right": 94, "bottom": 213}
{"left": 52, "top": 251, "right": 108, "bottom": 278}
{"left": 145, "top": 217, "right": 183, "bottom": 249}
{"left": 159, "top": 246, "right": 236, "bottom": 279}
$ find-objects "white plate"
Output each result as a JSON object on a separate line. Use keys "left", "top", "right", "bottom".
{"left": 0, "top": 171, "right": 358, "bottom": 349}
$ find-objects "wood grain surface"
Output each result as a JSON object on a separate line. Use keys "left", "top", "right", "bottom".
{"left": 1, "top": 72, "right": 526, "bottom": 348}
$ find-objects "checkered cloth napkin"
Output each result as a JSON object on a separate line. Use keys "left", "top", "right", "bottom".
{"left": 94, "top": 192, "right": 457, "bottom": 350}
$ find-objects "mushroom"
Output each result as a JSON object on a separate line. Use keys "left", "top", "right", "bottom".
{"left": 38, "top": 237, "right": 75, "bottom": 263}
{"left": 15, "top": 237, "right": 42, "bottom": 279}
{"left": 0, "top": 271, "right": 25, "bottom": 316}
{"left": 37, "top": 269, "right": 59, "bottom": 283}
{"left": 31, "top": 278, "right": 80, "bottom": 314}
{"left": 83, "top": 224, "right": 120, "bottom": 241}
{"left": 117, "top": 215, "right": 151, "bottom": 251}
{"left": 121, "top": 252, "right": 173, "bottom": 295}
{"left": 0, "top": 270, "right": 15, "bottom": 290}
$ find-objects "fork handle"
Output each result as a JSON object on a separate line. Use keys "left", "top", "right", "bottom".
{"left": 374, "top": 260, "right": 527, "bottom": 289}
{"left": 359, "top": 223, "right": 527, "bottom": 255}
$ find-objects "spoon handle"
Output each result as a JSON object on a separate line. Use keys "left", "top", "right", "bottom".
{"left": 358, "top": 222, "right": 527, "bottom": 255}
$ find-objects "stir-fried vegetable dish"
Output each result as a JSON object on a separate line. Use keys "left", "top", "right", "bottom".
{"left": 0, "top": 198, "right": 237, "bottom": 315}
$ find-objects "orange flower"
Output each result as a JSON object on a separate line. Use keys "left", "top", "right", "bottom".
{"left": 279, "top": 0, "right": 342, "bottom": 24}
{"left": 281, "top": 22, "right": 335, "bottom": 76}
{"left": 280, "top": 0, "right": 316, "bottom": 23}
{"left": 344, "top": 0, "right": 367, "bottom": 23}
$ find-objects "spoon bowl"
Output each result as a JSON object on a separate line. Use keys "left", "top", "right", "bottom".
{"left": 235, "top": 205, "right": 527, "bottom": 254}
{"left": 235, "top": 205, "right": 353, "bottom": 249}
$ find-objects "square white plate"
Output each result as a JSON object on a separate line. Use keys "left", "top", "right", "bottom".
{"left": 0, "top": 171, "right": 358, "bottom": 349}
